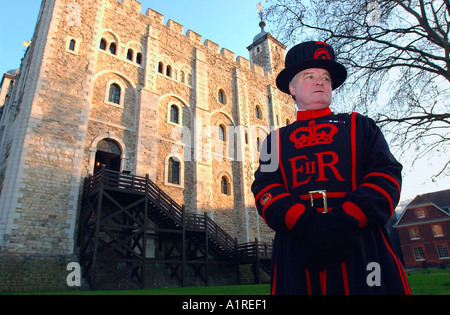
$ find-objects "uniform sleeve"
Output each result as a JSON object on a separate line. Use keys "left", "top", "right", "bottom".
{"left": 251, "top": 130, "right": 313, "bottom": 235}
{"left": 341, "top": 115, "right": 403, "bottom": 228}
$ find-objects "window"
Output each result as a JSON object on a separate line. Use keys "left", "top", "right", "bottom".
{"left": 109, "top": 83, "right": 121, "bottom": 104}
{"left": 218, "top": 125, "right": 226, "bottom": 142}
{"left": 170, "top": 105, "right": 179, "bottom": 124}
{"left": 158, "top": 62, "right": 164, "bottom": 74}
{"left": 256, "top": 137, "right": 261, "bottom": 152}
{"left": 136, "top": 53, "right": 142, "bottom": 65}
{"left": 127, "top": 48, "right": 133, "bottom": 61}
{"left": 417, "top": 209, "right": 426, "bottom": 218}
{"left": 409, "top": 227, "right": 420, "bottom": 240}
{"left": 218, "top": 89, "right": 226, "bottom": 104}
{"left": 168, "top": 157, "right": 180, "bottom": 185}
{"left": 437, "top": 245, "right": 450, "bottom": 259}
{"left": 221, "top": 176, "right": 228, "bottom": 195}
{"left": 100, "top": 39, "right": 107, "bottom": 50}
{"left": 255, "top": 106, "right": 262, "bottom": 119}
{"left": 69, "top": 39, "right": 76, "bottom": 51}
{"left": 413, "top": 247, "right": 425, "bottom": 261}
{"left": 432, "top": 225, "right": 444, "bottom": 237}
{"left": 109, "top": 42, "right": 117, "bottom": 55}
{"left": 166, "top": 65, "right": 172, "bottom": 77}
{"left": 180, "top": 70, "right": 185, "bottom": 83}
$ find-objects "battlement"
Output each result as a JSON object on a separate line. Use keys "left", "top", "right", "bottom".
{"left": 114, "top": 0, "right": 272, "bottom": 78}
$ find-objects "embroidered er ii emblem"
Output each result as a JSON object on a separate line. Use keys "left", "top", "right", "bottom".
{"left": 290, "top": 121, "right": 338, "bottom": 149}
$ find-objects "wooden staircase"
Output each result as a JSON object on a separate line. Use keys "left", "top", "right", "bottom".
{"left": 77, "top": 167, "right": 272, "bottom": 289}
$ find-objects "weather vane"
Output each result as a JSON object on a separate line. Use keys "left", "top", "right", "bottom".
{"left": 257, "top": 2, "right": 265, "bottom": 22}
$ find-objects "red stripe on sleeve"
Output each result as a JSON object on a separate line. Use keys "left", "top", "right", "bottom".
{"left": 255, "top": 183, "right": 284, "bottom": 203}
{"left": 285, "top": 203, "right": 306, "bottom": 230}
{"left": 363, "top": 172, "right": 401, "bottom": 200}
{"left": 342, "top": 201, "right": 368, "bottom": 228}
{"left": 360, "top": 183, "right": 394, "bottom": 215}
{"left": 261, "top": 193, "right": 290, "bottom": 221}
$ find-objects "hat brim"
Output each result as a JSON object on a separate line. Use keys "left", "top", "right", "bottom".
{"left": 276, "top": 59, "right": 347, "bottom": 94}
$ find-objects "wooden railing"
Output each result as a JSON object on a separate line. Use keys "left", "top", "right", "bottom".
{"left": 237, "top": 240, "right": 272, "bottom": 259}
{"left": 84, "top": 168, "right": 270, "bottom": 260}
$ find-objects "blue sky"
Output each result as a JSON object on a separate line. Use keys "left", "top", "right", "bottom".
{"left": 0, "top": 0, "right": 267, "bottom": 73}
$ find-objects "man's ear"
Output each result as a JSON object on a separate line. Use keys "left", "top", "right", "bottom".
{"left": 288, "top": 83, "right": 296, "bottom": 102}
{"left": 288, "top": 82, "right": 295, "bottom": 96}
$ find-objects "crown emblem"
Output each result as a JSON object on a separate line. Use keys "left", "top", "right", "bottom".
{"left": 290, "top": 121, "right": 338, "bottom": 149}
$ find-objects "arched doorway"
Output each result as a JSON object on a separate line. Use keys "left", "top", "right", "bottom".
{"left": 94, "top": 138, "right": 122, "bottom": 174}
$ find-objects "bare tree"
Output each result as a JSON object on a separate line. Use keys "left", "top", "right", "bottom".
{"left": 263, "top": 0, "right": 449, "bottom": 179}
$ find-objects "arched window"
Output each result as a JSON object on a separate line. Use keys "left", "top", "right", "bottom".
{"left": 218, "top": 125, "right": 226, "bottom": 141}
{"left": 286, "top": 118, "right": 291, "bottom": 126}
{"left": 100, "top": 39, "right": 107, "bottom": 50}
{"left": 136, "top": 52, "right": 142, "bottom": 65}
{"left": 218, "top": 89, "right": 226, "bottom": 104}
{"left": 166, "top": 65, "right": 172, "bottom": 77}
{"left": 255, "top": 105, "right": 262, "bottom": 119}
{"left": 168, "top": 157, "right": 180, "bottom": 185}
{"left": 179, "top": 70, "right": 185, "bottom": 83}
{"left": 127, "top": 48, "right": 133, "bottom": 61}
{"left": 109, "top": 42, "right": 117, "bottom": 55}
{"left": 158, "top": 62, "right": 164, "bottom": 74}
{"left": 170, "top": 105, "right": 179, "bottom": 124}
{"left": 109, "top": 83, "right": 121, "bottom": 104}
{"left": 221, "top": 176, "right": 228, "bottom": 195}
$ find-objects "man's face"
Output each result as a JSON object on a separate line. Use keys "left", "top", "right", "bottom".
{"left": 289, "top": 68, "right": 332, "bottom": 111}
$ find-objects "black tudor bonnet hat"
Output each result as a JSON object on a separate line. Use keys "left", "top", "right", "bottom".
{"left": 276, "top": 41, "right": 347, "bottom": 94}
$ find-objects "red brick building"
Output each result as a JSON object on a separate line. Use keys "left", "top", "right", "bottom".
{"left": 395, "top": 189, "right": 450, "bottom": 269}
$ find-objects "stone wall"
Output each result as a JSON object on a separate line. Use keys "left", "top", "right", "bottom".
{"left": 0, "top": 253, "right": 80, "bottom": 293}
{"left": 0, "top": 0, "right": 294, "bottom": 291}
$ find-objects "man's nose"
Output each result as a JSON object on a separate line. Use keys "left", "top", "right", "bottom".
{"left": 315, "top": 78, "right": 324, "bottom": 85}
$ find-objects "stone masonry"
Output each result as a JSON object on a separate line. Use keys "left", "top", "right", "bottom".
{"left": 0, "top": 0, "right": 294, "bottom": 291}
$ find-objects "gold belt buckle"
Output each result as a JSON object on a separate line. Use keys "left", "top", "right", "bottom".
{"left": 309, "top": 190, "right": 328, "bottom": 213}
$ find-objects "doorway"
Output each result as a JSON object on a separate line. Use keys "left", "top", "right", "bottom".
{"left": 94, "top": 138, "right": 122, "bottom": 174}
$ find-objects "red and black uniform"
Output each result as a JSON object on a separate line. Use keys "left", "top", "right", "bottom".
{"left": 252, "top": 107, "right": 411, "bottom": 295}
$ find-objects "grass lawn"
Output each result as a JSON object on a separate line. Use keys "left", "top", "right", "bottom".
{"left": 406, "top": 269, "right": 450, "bottom": 295}
{"left": 4, "top": 269, "right": 449, "bottom": 295}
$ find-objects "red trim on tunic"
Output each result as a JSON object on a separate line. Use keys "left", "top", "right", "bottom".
{"left": 305, "top": 268, "right": 312, "bottom": 295}
{"left": 271, "top": 263, "right": 277, "bottom": 295}
{"left": 277, "top": 129, "right": 289, "bottom": 190}
{"left": 379, "top": 228, "right": 412, "bottom": 295}
{"left": 261, "top": 193, "right": 290, "bottom": 222}
{"left": 296, "top": 107, "right": 332, "bottom": 121}
{"left": 319, "top": 269, "right": 327, "bottom": 295}
{"left": 351, "top": 113, "right": 357, "bottom": 191}
{"left": 364, "top": 172, "right": 401, "bottom": 200}
{"left": 254, "top": 183, "right": 284, "bottom": 203}
{"left": 285, "top": 203, "right": 306, "bottom": 230}
{"left": 361, "top": 183, "right": 394, "bottom": 216}
{"left": 341, "top": 262, "right": 349, "bottom": 295}
{"left": 342, "top": 201, "right": 368, "bottom": 228}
